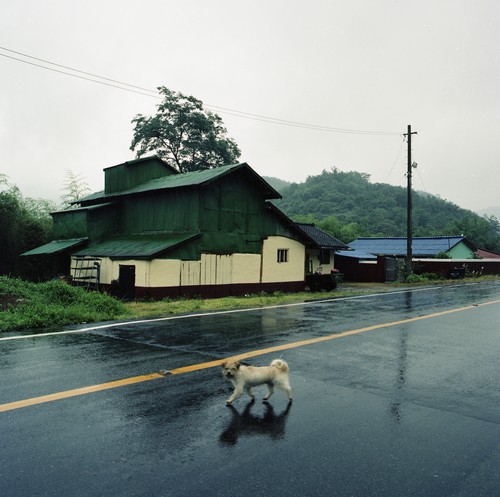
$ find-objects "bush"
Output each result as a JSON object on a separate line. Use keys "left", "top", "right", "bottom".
{"left": 0, "top": 277, "right": 126, "bottom": 331}
{"left": 405, "top": 273, "right": 428, "bottom": 283}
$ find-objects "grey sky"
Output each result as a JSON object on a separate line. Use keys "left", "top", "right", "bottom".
{"left": 1, "top": 0, "right": 499, "bottom": 214}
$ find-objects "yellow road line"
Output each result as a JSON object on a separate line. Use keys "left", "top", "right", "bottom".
{"left": 169, "top": 299, "right": 500, "bottom": 373}
{"left": 1, "top": 299, "right": 498, "bottom": 413}
{"left": 0, "top": 373, "right": 164, "bottom": 413}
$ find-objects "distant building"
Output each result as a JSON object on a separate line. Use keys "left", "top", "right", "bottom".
{"left": 338, "top": 236, "right": 477, "bottom": 260}
{"left": 475, "top": 247, "right": 500, "bottom": 259}
{"left": 335, "top": 236, "right": 484, "bottom": 282}
{"left": 294, "top": 223, "right": 349, "bottom": 274}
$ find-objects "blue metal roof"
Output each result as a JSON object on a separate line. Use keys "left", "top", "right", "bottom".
{"left": 336, "top": 249, "right": 377, "bottom": 260}
{"left": 346, "top": 236, "right": 467, "bottom": 257}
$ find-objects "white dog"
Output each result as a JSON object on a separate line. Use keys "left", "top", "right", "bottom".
{"left": 221, "top": 359, "right": 292, "bottom": 404}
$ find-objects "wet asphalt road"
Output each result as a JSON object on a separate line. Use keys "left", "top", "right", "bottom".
{"left": 1, "top": 281, "right": 499, "bottom": 497}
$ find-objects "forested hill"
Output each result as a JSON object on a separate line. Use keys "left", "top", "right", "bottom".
{"left": 264, "top": 169, "right": 500, "bottom": 251}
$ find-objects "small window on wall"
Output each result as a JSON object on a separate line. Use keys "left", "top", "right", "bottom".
{"left": 277, "top": 249, "right": 289, "bottom": 263}
{"left": 319, "top": 249, "right": 330, "bottom": 265}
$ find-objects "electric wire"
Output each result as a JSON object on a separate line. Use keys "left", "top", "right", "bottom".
{"left": 0, "top": 46, "right": 158, "bottom": 94}
{"left": 384, "top": 136, "right": 405, "bottom": 182}
{"left": 0, "top": 52, "right": 159, "bottom": 98}
{"left": 0, "top": 45, "right": 401, "bottom": 136}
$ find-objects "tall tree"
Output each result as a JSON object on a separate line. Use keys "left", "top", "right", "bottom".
{"left": 130, "top": 87, "right": 241, "bottom": 173}
{"left": 0, "top": 175, "right": 53, "bottom": 277}
{"left": 60, "top": 170, "right": 91, "bottom": 208}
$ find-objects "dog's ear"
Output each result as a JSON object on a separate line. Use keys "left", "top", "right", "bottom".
{"left": 221, "top": 361, "right": 227, "bottom": 368}
{"left": 235, "top": 361, "right": 241, "bottom": 369}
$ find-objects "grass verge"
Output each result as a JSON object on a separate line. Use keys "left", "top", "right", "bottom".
{"left": 0, "top": 276, "right": 126, "bottom": 331}
{"left": 1, "top": 276, "right": 497, "bottom": 332}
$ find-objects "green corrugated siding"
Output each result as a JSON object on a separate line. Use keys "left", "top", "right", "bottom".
{"left": 104, "top": 158, "right": 176, "bottom": 194}
{"left": 51, "top": 163, "right": 299, "bottom": 263}
{"left": 88, "top": 204, "right": 119, "bottom": 241}
{"left": 52, "top": 204, "right": 119, "bottom": 241}
{"left": 52, "top": 210, "right": 88, "bottom": 239}
{"left": 121, "top": 189, "right": 200, "bottom": 233}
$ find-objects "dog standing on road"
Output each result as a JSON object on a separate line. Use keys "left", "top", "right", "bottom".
{"left": 221, "top": 359, "right": 292, "bottom": 404}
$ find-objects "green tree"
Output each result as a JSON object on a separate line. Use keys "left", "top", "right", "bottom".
{"left": 130, "top": 87, "right": 241, "bottom": 173}
{"left": 274, "top": 168, "right": 500, "bottom": 251}
{"left": 447, "top": 214, "right": 500, "bottom": 251}
{"left": 60, "top": 170, "right": 91, "bottom": 208}
{"left": 0, "top": 175, "right": 53, "bottom": 278}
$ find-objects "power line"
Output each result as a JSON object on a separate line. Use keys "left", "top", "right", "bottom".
{"left": 0, "top": 46, "right": 158, "bottom": 94}
{"left": 0, "top": 52, "right": 159, "bottom": 98}
{"left": 0, "top": 45, "right": 401, "bottom": 136}
{"left": 384, "top": 136, "right": 406, "bottom": 182}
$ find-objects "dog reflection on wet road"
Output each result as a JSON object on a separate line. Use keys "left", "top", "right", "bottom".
{"left": 219, "top": 401, "right": 292, "bottom": 446}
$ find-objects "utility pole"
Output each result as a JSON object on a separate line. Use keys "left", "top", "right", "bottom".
{"left": 404, "top": 125, "right": 417, "bottom": 275}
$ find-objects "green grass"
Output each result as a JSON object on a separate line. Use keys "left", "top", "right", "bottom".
{"left": 1, "top": 275, "right": 497, "bottom": 332}
{"left": 117, "top": 275, "right": 498, "bottom": 319}
{"left": 0, "top": 276, "right": 126, "bottom": 331}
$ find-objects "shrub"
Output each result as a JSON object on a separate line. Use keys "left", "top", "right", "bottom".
{"left": 0, "top": 277, "right": 126, "bottom": 331}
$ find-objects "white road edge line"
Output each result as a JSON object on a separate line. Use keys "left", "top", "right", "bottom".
{"left": 0, "top": 283, "right": 479, "bottom": 342}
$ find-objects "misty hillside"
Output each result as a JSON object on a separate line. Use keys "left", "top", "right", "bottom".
{"left": 263, "top": 176, "right": 292, "bottom": 194}
{"left": 265, "top": 169, "right": 500, "bottom": 251}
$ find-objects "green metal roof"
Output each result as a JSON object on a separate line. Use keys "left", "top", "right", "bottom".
{"left": 51, "top": 203, "right": 114, "bottom": 215}
{"left": 21, "top": 238, "right": 88, "bottom": 256}
{"left": 77, "top": 163, "right": 281, "bottom": 205}
{"left": 124, "top": 163, "right": 245, "bottom": 192}
{"left": 73, "top": 233, "right": 201, "bottom": 259}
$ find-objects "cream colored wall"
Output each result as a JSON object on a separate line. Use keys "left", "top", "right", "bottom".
{"left": 150, "top": 259, "right": 182, "bottom": 287}
{"left": 77, "top": 240, "right": 305, "bottom": 289}
{"left": 180, "top": 260, "right": 200, "bottom": 286}
{"left": 261, "top": 236, "right": 305, "bottom": 283}
{"left": 73, "top": 257, "right": 180, "bottom": 287}
{"left": 307, "top": 249, "right": 334, "bottom": 274}
{"left": 200, "top": 254, "right": 233, "bottom": 285}
{"left": 98, "top": 257, "right": 113, "bottom": 283}
{"left": 231, "top": 254, "right": 261, "bottom": 284}
{"left": 71, "top": 256, "right": 113, "bottom": 284}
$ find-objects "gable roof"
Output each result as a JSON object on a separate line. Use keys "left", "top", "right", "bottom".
{"left": 345, "top": 236, "right": 475, "bottom": 257}
{"left": 475, "top": 247, "right": 500, "bottom": 259}
{"left": 77, "top": 163, "right": 281, "bottom": 206}
{"left": 295, "top": 223, "right": 349, "bottom": 251}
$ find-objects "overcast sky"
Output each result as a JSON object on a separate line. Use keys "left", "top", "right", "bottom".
{"left": 1, "top": 0, "right": 499, "bottom": 215}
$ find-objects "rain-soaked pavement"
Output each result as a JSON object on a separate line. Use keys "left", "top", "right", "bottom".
{"left": 1, "top": 281, "right": 499, "bottom": 497}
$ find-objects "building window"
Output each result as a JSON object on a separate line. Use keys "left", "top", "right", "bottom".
{"left": 277, "top": 249, "right": 289, "bottom": 263}
{"left": 319, "top": 249, "right": 330, "bottom": 265}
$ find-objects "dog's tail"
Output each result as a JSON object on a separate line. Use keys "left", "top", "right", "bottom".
{"left": 270, "top": 359, "right": 289, "bottom": 372}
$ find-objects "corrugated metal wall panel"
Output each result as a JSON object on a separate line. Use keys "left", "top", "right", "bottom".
{"left": 121, "top": 190, "right": 200, "bottom": 233}
{"left": 201, "top": 254, "right": 216, "bottom": 285}
{"left": 215, "top": 254, "right": 232, "bottom": 284}
{"left": 52, "top": 211, "right": 88, "bottom": 239}
{"left": 88, "top": 205, "right": 118, "bottom": 240}
{"left": 180, "top": 260, "right": 201, "bottom": 286}
{"left": 104, "top": 159, "right": 175, "bottom": 194}
{"left": 199, "top": 254, "right": 233, "bottom": 285}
